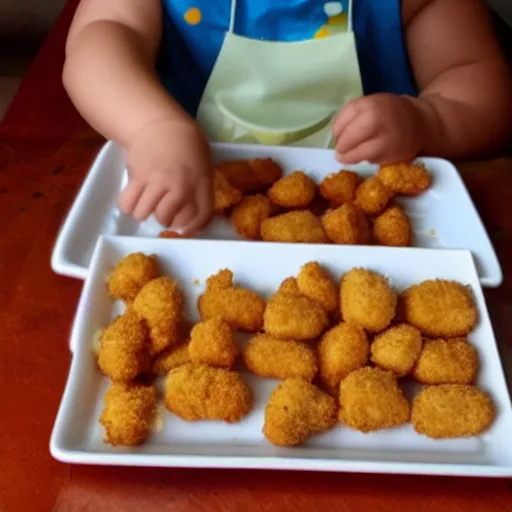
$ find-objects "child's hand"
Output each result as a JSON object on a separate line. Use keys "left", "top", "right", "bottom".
{"left": 118, "top": 119, "right": 214, "bottom": 233}
{"left": 333, "top": 94, "right": 425, "bottom": 164}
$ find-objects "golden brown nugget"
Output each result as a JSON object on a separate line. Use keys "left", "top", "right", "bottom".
{"left": 198, "top": 269, "right": 265, "bottom": 332}
{"left": 339, "top": 367, "right": 410, "bottom": 432}
{"left": 412, "top": 385, "right": 495, "bottom": 439}
{"left": 263, "top": 378, "right": 337, "bottom": 446}
{"left": 264, "top": 292, "right": 329, "bottom": 341}
{"left": 412, "top": 339, "right": 478, "bottom": 385}
{"left": 277, "top": 276, "right": 301, "bottom": 296}
{"left": 402, "top": 280, "right": 477, "bottom": 337}
{"left": 373, "top": 204, "right": 412, "bottom": 247}
{"left": 152, "top": 342, "right": 191, "bottom": 375}
{"left": 321, "top": 203, "right": 370, "bottom": 245}
{"left": 319, "top": 170, "right": 361, "bottom": 207}
{"left": 108, "top": 253, "right": 159, "bottom": 303}
{"left": 231, "top": 194, "right": 273, "bottom": 240}
{"left": 370, "top": 324, "right": 422, "bottom": 377}
{"left": 297, "top": 261, "right": 338, "bottom": 315}
{"left": 354, "top": 177, "right": 393, "bottom": 216}
{"left": 100, "top": 382, "right": 157, "bottom": 446}
{"left": 243, "top": 334, "right": 318, "bottom": 381}
{"left": 267, "top": 171, "right": 316, "bottom": 209}
{"left": 159, "top": 230, "right": 186, "bottom": 239}
{"left": 218, "top": 158, "right": 282, "bottom": 193}
{"left": 214, "top": 170, "right": 243, "bottom": 214}
{"left": 189, "top": 318, "right": 238, "bottom": 368}
{"left": 341, "top": 268, "right": 397, "bottom": 332}
{"left": 318, "top": 323, "right": 369, "bottom": 394}
{"left": 165, "top": 363, "right": 252, "bottom": 422}
{"left": 133, "top": 276, "right": 184, "bottom": 356}
{"left": 261, "top": 210, "right": 329, "bottom": 244}
{"left": 378, "top": 162, "right": 431, "bottom": 196}
{"left": 98, "top": 311, "right": 150, "bottom": 382}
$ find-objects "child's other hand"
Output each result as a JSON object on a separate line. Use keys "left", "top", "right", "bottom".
{"left": 118, "top": 119, "right": 214, "bottom": 234}
{"left": 333, "top": 94, "right": 424, "bottom": 164}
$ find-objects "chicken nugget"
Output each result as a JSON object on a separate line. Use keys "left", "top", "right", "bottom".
{"left": 189, "top": 318, "right": 238, "bottom": 368}
{"left": 267, "top": 171, "right": 316, "bottom": 209}
{"left": 133, "top": 276, "right": 184, "bottom": 356}
{"left": 321, "top": 203, "right": 370, "bottom": 245}
{"left": 243, "top": 334, "right": 317, "bottom": 381}
{"left": 370, "top": 324, "right": 422, "bottom": 377}
{"left": 339, "top": 367, "right": 410, "bottom": 432}
{"left": 373, "top": 204, "right": 412, "bottom": 247}
{"left": 100, "top": 382, "right": 157, "bottom": 446}
{"left": 218, "top": 158, "right": 282, "bottom": 193}
{"left": 198, "top": 269, "right": 265, "bottom": 332}
{"left": 318, "top": 323, "right": 369, "bottom": 394}
{"left": 264, "top": 292, "right": 329, "bottom": 341}
{"left": 263, "top": 378, "right": 337, "bottom": 446}
{"left": 297, "top": 261, "right": 338, "bottom": 315}
{"left": 412, "top": 384, "right": 495, "bottom": 438}
{"left": 412, "top": 339, "right": 478, "bottom": 384}
{"left": 164, "top": 363, "right": 252, "bottom": 422}
{"left": 98, "top": 311, "right": 150, "bottom": 382}
{"left": 159, "top": 230, "right": 186, "bottom": 239}
{"left": 319, "top": 170, "right": 361, "bottom": 207}
{"left": 152, "top": 343, "right": 191, "bottom": 375}
{"left": 353, "top": 177, "right": 392, "bottom": 216}
{"left": 277, "top": 276, "right": 301, "bottom": 296}
{"left": 341, "top": 268, "right": 397, "bottom": 332}
{"left": 261, "top": 210, "right": 329, "bottom": 244}
{"left": 402, "top": 280, "right": 477, "bottom": 337}
{"left": 378, "top": 162, "right": 431, "bottom": 196}
{"left": 108, "top": 253, "right": 159, "bottom": 303}
{"left": 231, "top": 194, "right": 273, "bottom": 240}
{"left": 214, "top": 170, "right": 243, "bottom": 214}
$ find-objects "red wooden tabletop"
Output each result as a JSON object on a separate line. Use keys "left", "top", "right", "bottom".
{"left": 0, "top": 2, "right": 511, "bottom": 511}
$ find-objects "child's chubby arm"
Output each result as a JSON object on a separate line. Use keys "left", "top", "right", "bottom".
{"left": 64, "top": 0, "right": 213, "bottom": 232}
{"left": 333, "top": 0, "right": 512, "bottom": 164}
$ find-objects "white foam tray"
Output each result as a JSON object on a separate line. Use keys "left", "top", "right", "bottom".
{"left": 51, "top": 141, "right": 502, "bottom": 287}
{"left": 50, "top": 236, "right": 512, "bottom": 476}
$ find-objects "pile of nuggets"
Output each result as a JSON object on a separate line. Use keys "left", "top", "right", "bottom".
{"left": 98, "top": 252, "right": 495, "bottom": 447}
{"left": 161, "top": 158, "right": 431, "bottom": 247}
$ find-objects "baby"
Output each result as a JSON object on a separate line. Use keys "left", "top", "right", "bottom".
{"left": 63, "top": 0, "right": 511, "bottom": 232}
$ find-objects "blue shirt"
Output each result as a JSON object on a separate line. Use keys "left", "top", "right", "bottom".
{"left": 158, "top": 0, "right": 416, "bottom": 117}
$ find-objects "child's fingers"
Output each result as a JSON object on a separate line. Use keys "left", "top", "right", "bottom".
{"left": 154, "top": 191, "right": 186, "bottom": 227}
{"left": 132, "top": 185, "right": 167, "bottom": 221}
{"left": 339, "top": 139, "right": 386, "bottom": 164}
{"left": 171, "top": 202, "right": 198, "bottom": 232}
{"left": 117, "top": 181, "right": 145, "bottom": 214}
{"left": 332, "top": 100, "right": 360, "bottom": 140}
{"left": 184, "top": 184, "right": 214, "bottom": 234}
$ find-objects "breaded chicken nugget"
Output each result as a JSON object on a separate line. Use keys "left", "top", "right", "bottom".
{"left": 373, "top": 204, "right": 412, "bottom": 247}
{"left": 189, "top": 318, "right": 238, "bottom": 368}
{"left": 243, "top": 334, "right": 318, "bottom": 381}
{"left": 218, "top": 158, "right": 282, "bottom": 193}
{"left": 164, "top": 363, "right": 252, "bottom": 422}
{"left": 198, "top": 269, "right": 265, "bottom": 332}
{"left": 214, "top": 170, "right": 243, "bottom": 214}
{"left": 264, "top": 292, "right": 329, "bottom": 341}
{"left": 402, "top": 280, "right": 477, "bottom": 337}
{"left": 412, "top": 384, "right": 494, "bottom": 438}
{"left": 319, "top": 170, "right": 361, "bottom": 207}
{"left": 98, "top": 311, "right": 150, "bottom": 382}
{"left": 378, "top": 162, "right": 431, "bottom": 196}
{"left": 108, "top": 253, "right": 159, "bottom": 303}
{"left": 267, "top": 171, "right": 316, "bottom": 209}
{"left": 412, "top": 339, "right": 478, "bottom": 384}
{"left": 318, "top": 323, "right": 369, "bottom": 394}
{"left": 133, "top": 276, "right": 184, "bottom": 356}
{"left": 152, "top": 343, "right": 191, "bottom": 375}
{"left": 297, "top": 261, "right": 338, "bottom": 315}
{"left": 321, "top": 203, "right": 370, "bottom": 245}
{"left": 159, "top": 230, "right": 186, "bottom": 239}
{"left": 277, "top": 276, "right": 301, "bottom": 296}
{"left": 341, "top": 268, "right": 397, "bottom": 332}
{"left": 354, "top": 177, "right": 393, "bottom": 216}
{"left": 370, "top": 324, "right": 422, "bottom": 377}
{"left": 339, "top": 367, "right": 410, "bottom": 432}
{"left": 100, "top": 382, "right": 157, "bottom": 446}
{"left": 263, "top": 378, "right": 337, "bottom": 446}
{"left": 261, "top": 210, "right": 329, "bottom": 244}
{"left": 231, "top": 194, "right": 273, "bottom": 240}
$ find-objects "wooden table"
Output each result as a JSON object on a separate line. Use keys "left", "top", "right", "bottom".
{"left": 1, "top": 2, "right": 511, "bottom": 511}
